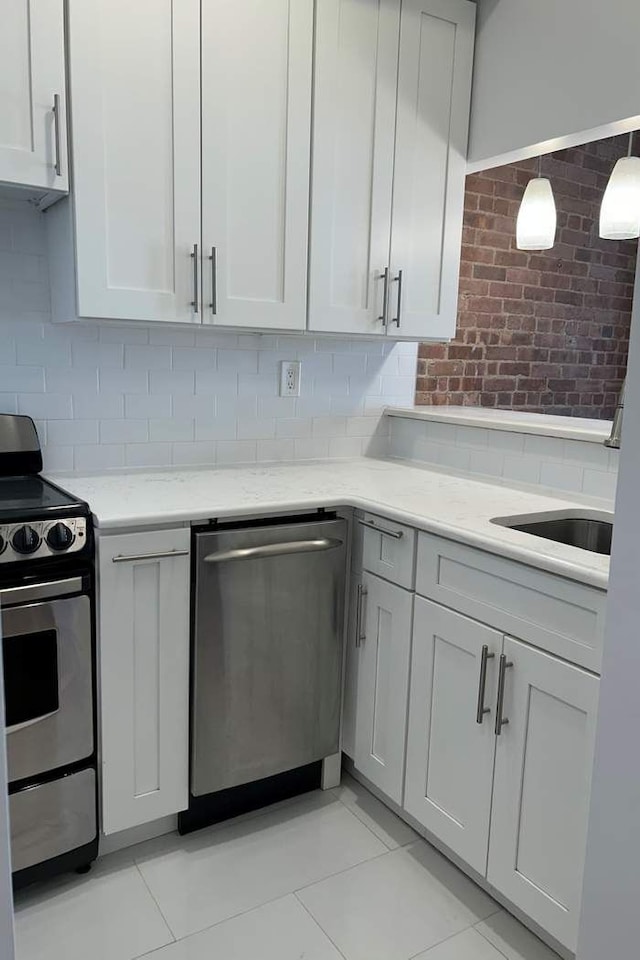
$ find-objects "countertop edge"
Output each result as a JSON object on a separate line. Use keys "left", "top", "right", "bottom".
{"left": 384, "top": 405, "right": 612, "bottom": 444}
{"left": 92, "top": 492, "right": 609, "bottom": 592}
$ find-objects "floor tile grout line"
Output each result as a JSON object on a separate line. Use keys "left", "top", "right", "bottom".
{"left": 133, "top": 861, "right": 178, "bottom": 947}
{"left": 294, "top": 891, "right": 350, "bottom": 960}
{"left": 293, "top": 846, "right": 393, "bottom": 898}
{"left": 405, "top": 921, "right": 481, "bottom": 960}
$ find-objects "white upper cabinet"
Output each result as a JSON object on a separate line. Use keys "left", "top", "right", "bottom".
{"left": 60, "top": 0, "right": 201, "bottom": 323}
{"left": 201, "top": 0, "right": 313, "bottom": 330}
{"left": 0, "top": 0, "right": 68, "bottom": 203}
{"left": 308, "top": 0, "right": 401, "bottom": 336}
{"left": 389, "top": 0, "right": 475, "bottom": 339}
{"left": 309, "top": 0, "right": 475, "bottom": 340}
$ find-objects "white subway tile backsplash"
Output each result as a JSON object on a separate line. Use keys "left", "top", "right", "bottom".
{"left": 149, "top": 370, "right": 195, "bottom": 395}
{"left": 256, "top": 439, "right": 296, "bottom": 462}
{"left": 172, "top": 346, "right": 216, "bottom": 371}
{"left": 149, "top": 418, "right": 194, "bottom": 442}
{"left": 99, "top": 368, "right": 148, "bottom": 395}
{"left": 125, "top": 344, "right": 172, "bottom": 370}
{"left": 171, "top": 441, "right": 216, "bottom": 466}
{"left": 124, "top": 394, "right": 171, "bottom": 419}
{"left": 582, "top": 469, "right": 618, "bottom": 500}
{"left": 125, "top": 442, "right": 172, "bottom": 467}
{"left": 237, "top": 418, "right": 276, "bottom": 441}
{"left": 2, "top": 364, "right": 45, "bottom": 392}
{"left": 47, "top": 419, "right": 98, "bottom": 446}
{"left": 0, "top": 202, "right": 418, "bottom": 474}
{"left": 389, "top": 414, "right": 618, "bottom": 504}
{"left": 74, "top": 443, "right": 125, "bottom": 472}
{"left": 100, "top": 419, "right": 149, "bottom": 444}
{"left": 18, "top": 393, "right": 72, "bottom": 420}
{"left": 216, "top": 440, "right": 257, "bottom": 465}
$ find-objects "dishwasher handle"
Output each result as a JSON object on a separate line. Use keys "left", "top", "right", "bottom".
{"left": 203, "top": 537, "right": 344, "bottom": 564}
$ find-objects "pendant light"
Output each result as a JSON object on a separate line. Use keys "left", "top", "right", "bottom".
{"left": 516, "top": 155, "right": 557, "bottom": 250}
{"left": 599, "top": 133, "right": 640, "bottom": 240}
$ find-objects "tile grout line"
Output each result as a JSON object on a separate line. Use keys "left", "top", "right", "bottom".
{"left": 133, "top": 862, "right": 178, "bottom": 947}
{"left": 405, "top": 922, "right": 483, "bottom": 960}
{"left": 294, "top": 892, "right": 350, "bottom": 960}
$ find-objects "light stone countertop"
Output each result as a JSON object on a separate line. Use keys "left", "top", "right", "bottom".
{"left": 57, "top": 458, "right": 611, "bottom": 590}
{"left": 385, "top": 405, "right": 613, "bottom": 443}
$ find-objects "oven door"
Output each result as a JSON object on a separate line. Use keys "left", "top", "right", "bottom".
{"left": 1, "top": 577, "right": 93, "bottom": 786}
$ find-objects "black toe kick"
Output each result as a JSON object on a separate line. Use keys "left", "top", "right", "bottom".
{"left": 178, "top": 761, "right": 322, "bottom": 836}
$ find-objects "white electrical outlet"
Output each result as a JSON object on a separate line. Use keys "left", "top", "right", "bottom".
{"left": 279, "top": 360, "right": 302, "bottom": 397}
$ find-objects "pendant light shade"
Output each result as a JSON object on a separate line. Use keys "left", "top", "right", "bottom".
{"left": 516, "top": 177, "right": 557, "bottom": 250}
{"left": 599, "top": 155, "right": 640, "bottom": 240}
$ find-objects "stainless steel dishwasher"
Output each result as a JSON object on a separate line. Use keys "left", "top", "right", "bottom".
{"left": 191, "top": 515, "right": 347, "bottom": 801}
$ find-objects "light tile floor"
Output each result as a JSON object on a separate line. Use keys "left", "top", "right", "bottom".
{"left": 13, "top": 774, "right": 561, "bottom": 960}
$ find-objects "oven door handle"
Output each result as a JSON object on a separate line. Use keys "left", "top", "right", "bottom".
{"left": 203, "top": 538, "right": 344, "bottom": 564}
{"left": 0, "top": 577, "right": 84, "bottom": 608}
{"left": 6, "top": 709, "right": 60, "bottom": 735}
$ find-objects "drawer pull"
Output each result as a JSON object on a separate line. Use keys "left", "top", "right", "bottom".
{"left": 355, "top": 584, "right": 368, "bottom": 646}
{"left": 112, "top": 549, "right": 189, "bottom": 564}
{"left": 495, "top": 654, "right": 513, "bottom": 736}
{"left": 475, "top": 645, "right": 495, "bottom": 725}
{"left": 357, "top": 518, "right": 404, "bottom": 540}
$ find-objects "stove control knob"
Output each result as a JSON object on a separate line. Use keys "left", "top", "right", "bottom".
{"left": 46, "top": 522, "right": 75, "bottom": 552}
{"left": 12, "top": 525, "right": 41, "bottom": 555}
{"left": 0, "top": 533, "right": 5, "bottom": 555}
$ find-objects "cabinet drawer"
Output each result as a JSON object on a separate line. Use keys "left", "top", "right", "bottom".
{"left": 360, "top": 513, "right": 416, "bottom": 589}
{"left": 416, "top": 533, "right": 606, "bottom": 673}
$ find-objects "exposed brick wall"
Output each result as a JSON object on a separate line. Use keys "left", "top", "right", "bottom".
{"left": 417, "top": 135, "right": 637, "bottom": 418}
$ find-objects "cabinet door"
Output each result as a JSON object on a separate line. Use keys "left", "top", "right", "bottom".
{"left": 354, "top": 573, "right": 413, "bottom": 804}
{"left": 99, "top": 530, "right": 190, "bottom": 834}
{"left": 201, "top": 0, "right": 313, "bottom": 330}
{"left": 308, "top": 0, "right": 400, "bottom": 336}
{"left": 389, "top": 0, "right": 475, "bottom": 340}
{"left": 488, "top": 637, "right": 599, "bottom": 953}
{"left": 0, "top": 0, "right": 68, "bottom": 194}
{"left": 405, "top": 599, "right": 501, "bottom": 875}
{"left": 68, "top": 0, "right": 201, "bottom": 323}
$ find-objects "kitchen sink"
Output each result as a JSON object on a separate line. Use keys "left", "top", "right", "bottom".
{"left": 492, "top": 511, "right": 614, "bottom": 556}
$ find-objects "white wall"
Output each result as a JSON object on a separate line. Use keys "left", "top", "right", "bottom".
{"left": 468, "top": 0, "right": 640, "bottom": 169}
{"left": 0, "top": 202, "right": 417, "bottom": 474}
{"left": 577, "top": 265, "right": 640, "bottom": 958}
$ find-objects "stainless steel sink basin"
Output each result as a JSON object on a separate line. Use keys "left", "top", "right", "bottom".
{"left": 492, "top": 511, "right": 614, "bottom": 556}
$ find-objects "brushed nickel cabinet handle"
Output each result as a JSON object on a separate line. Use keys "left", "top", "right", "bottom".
{"left": 476, "top": 645, "right": 495, "bottom": 725}
{"left": 377, "top": 267, "right": 390, "bottom": 326}
{"left": 356, "top": 585, "right": 368, "bottom": 646}
{"left": 209, "top": 247, "right": 217, "bottom": 314}
{"left": 355, "top": 583, "right": 363, "bottom": 647}
{"left": 53, "top": 94, "right": 63, "bottom": 178}
{"left": 357, "top": 518, "right": 404, "bottom": 539}
{"left": 112, "top": 550, "right": 189, "bottom": 564}
{"left": 391, "top": 269, "right": 403, "bottom": 327}
{"left": 191, "top": 243, "right": 199, "bottom": 313}
{"left": 495, "top": 654, "right": 513, "bottom": 736}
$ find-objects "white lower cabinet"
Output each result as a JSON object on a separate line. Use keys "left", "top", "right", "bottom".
{"left": 353, "top": 572, "right": 413, "bottom": 805}
{"left": 404, "top": 601, "right": 599, "bottom": 953}
{"left": 98, "top": 529, "right": 190, "bottom": 834}
{"left": 488, "top": 636, "right": 599, "bottom": 953}
{"left": 405, "top": 599, "right": 501, "bottom": 875}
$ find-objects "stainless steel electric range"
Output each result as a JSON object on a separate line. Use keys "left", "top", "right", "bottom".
{"left": 0, "top": 414, "right": 97, "bottom": 888}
